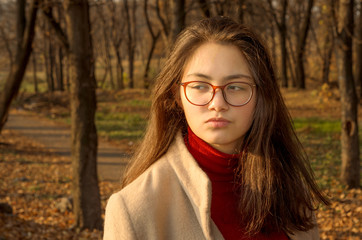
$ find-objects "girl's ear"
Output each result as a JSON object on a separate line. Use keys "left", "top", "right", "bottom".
{"left": 175, "top": 96, "right": 184, "bottom": 110}
{"left": 173, "top": 83, "right": 184, "bottom": 110}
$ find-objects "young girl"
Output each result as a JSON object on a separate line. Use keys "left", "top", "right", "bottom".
{"left": 104, "top": 17, "right": 328, "bottom": 240}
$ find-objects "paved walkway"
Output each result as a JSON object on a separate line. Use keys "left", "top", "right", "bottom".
{"left": 4, "top": 110, "right": 130, "bottom": 182}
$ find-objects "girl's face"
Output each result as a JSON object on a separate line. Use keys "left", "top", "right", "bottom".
{"left": 180, "top": 43, "right": 256, "bottom": 154}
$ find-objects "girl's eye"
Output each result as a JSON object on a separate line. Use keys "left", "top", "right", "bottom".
{"left": 189, "top": 83, "right": 210, "bottom": 90}
{"left": 227, "top": 85, "right": 244, "bottom": 91}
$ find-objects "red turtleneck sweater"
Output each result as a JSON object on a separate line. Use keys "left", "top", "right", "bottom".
{"left": 185, "top": 127, "right": 288, "bottom": 240}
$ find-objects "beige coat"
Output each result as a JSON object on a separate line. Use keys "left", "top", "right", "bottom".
{"left": 104, "top": 132, "right": 320, "bottom": 240}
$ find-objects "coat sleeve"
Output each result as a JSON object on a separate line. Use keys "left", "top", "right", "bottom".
{"left": 103, "top": 193, "right": 138, "bottom": 240}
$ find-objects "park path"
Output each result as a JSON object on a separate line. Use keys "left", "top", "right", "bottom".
{"left": 4, "top": 109, "right": 130, "bottom": 182}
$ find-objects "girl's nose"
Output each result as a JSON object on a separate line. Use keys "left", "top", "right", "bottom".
{"left": 208, "top": 89, "right": 229, "bottom": 112}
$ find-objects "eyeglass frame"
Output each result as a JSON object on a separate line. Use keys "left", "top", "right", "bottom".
{"left": 180, "top": 81, "right": 256, "bottom": 107}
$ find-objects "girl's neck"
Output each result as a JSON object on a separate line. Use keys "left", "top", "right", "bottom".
{"left": 184, "top": 127, "right": 240, "bottom": 182}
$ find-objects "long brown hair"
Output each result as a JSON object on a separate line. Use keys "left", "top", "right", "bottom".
{"left": 122, "top": 16, "right": 329, "bottom": 236}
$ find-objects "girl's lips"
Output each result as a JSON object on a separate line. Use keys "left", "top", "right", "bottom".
{"left": 206, "top": 118, "right": 230, "bottom": 128}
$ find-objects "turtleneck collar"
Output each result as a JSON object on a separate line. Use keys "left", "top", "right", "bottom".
{"left": 183, "top": 128, "right": 289, "bottom": 240}
{"left": 184, "top": 127, "right": 239, "bottom": 182}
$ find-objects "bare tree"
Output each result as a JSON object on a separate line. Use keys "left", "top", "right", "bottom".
{"left": 143, "top": 0, "right": 161, "bottom": 89}
{"left": 55, "top": 43, "right": 64, "bottom": 91}
{"left": 42, "top": 4, "right": 55, "bottom": 91}
{"left": 308, "top": 1, "right": 334, "bottom": 84}
{"left": 32, "top": 51, "right": 39, "bottom": 93}
{"left": 267, "top": 0, "right": 288, "bottom": 88}
{"left": 64, "top": 0, "right": 102, "bottom": 228}
{"left": 321, "top": 31, "right": 334, "bottom": 84}
{"left": 320, "top": 3, "right": 334, "bottom": 84}
{"left": 356, "top": 0, "right": 362, "bottom": 98}
{"left": 155, "top": 0, "right": 186, "bottom": 52}
{"left": 124, "top": 0, "right": 137, "bottom": 88}
{"left": 170, "top": 0, "right": 186, "bottom": 44}
{"left": 156, "top": 0, "right": 171, "bottom": 49}
{"left": 109, "top": 0, "right": 125, "bottom": 90}
{"left": 95, "top": 2, "right": 115, "bottom": 89}
{"left": 0, "top": 26, "right": 14, "bottom": 68}
{"left": 198, "top": 0, "right": 211, "bottom": 17}
{"left": 0, "top": 4, "right": 15, "bottom": 68}
{"left": 213, "top": 0, "right": 227, "bottom": 15}
{"left": 54, "top": 4, "right": 65, "bottom": 91}
{"left": 335, "top": 0, "right": 360, "bottom": 188}
{"left": 47, "top": 28, "right": 56, "bottom": 91}
{"left": 43, "top": 0, "right": 102, "bottom": 228}
{"left": 238, "top": 0, "right": 246, "bottom": 24}
{"left": 199, "top": 0, "right": 238, "bottom": 19}
{"left": 0, "top": 0, "right": 40, "bottom": 132}
{"left": 295, "top": 0, "right": 314, "bottom": 89}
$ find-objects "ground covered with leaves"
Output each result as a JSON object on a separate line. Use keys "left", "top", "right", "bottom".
{"left": 1, "top": 87, "right": 362, "bottom": 239}
{"left": 0, "top": 129, "right": 121, "bottom": 239}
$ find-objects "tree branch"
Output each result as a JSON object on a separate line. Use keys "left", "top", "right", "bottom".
{"left": 155, "top": 0, "right": 169, "bottom": 36}
{"left": 0, "top": 26, "right": 13, "bottom": 67}
{"left": 41, "top": 4, "right": 69, "bottom": 51}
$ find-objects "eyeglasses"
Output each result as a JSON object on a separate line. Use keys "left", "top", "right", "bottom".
{"left": 180, "top": 81, "right": 256, "bottom": 107}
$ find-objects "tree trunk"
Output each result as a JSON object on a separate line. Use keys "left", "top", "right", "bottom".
{"left": 0, "top": 26, "right": 14, "bottom": 68}
{"left": 44, "top": 6, "right": 56, "bottom": 92}
{"left": 58, "top": 46, "right": 64, "bottom": 91}
{"left": 238, "top": 0, "right": 245, "bottom": 24}
{"left": 115, "top": 50, "right": 124, "bottom": 90}
{"left": 170, "top": 0, "right": 185, "bottom": 44}
{"left": 42, "top": 18, "right": 51, "bottom": 91}
{"left": 47, "top": 27, "right": 55, "bottom": 91}
{"left": 17, "top": 0, "right": 26, "bottom": 46}
{"left": 279, "top": 0, "right": 288, "bottom": 88}
{"left": 99, "top": 59, "right": 109, "bottom": 89}
{"left": 96, "top": 4, "right": 115, "bottom": 89}
{"left": 63, "top": 0, "right": 102, "bottom": 229}
{"left": 271, "top": 24, "right": 277, "bottom": 68}
{"left": 295, "top": 52, "right": 306, "bottom": 89}
{"left": 54, "top": 44, "right": 64, "bottom": 91}
{"left": 105, "top": 38, "right": 114, "bottom": 89}
{"left": 336, "top": 0, "right": 360, "bottom": 189}
{"left": 322, "top": 33, "right": 333, "bottom": 84}
{"left": 280, "top": 29, "right": 288, "bottom": 87}
{"left": 295, "top": 0, "right": 314, "bottom": 89}
{"left": 32, "top": 51, "right": 39, "bottom": 93}
{"left": 198, "top": 0, "right": 211, "bottom": 18}
{"left": 267, "top": 0, "right": 288, "bottom": 88}
{"left": 130, "top": 0, "right": 137, "bottom": 88}
{"left": 143, "top": 33, "right": 160, "bottom": 89}
{"left": 109, "top": 0, "right": 125, "bottom": 90}
{"left": 213, "top": 0, "right": 225, "bottom": 15}
{"left": 286, "top": 36, "right": 297, "bottom": 87}
{"left": 55, "top": 6, "right": 64, "bottom": 91}
{"left": 155, "top": 0, "right": 171, "bottom": 51}
{"left": 356, "top": 0, "right": 362, "bottom": 99}
{"left": 0, "top": 0, "right": 39, "bottom": 133}
{"left": 65, "top": 55, "right": 70, "bottom": 91}
{"left": 144, "top": 0, "right": 160, "bottom": 89}
{"left": 124, "top": 0, "right": 136, "bottom": 88}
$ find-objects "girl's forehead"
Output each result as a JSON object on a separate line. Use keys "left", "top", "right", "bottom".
{"left": 182, "top": 43, "right": 252, "bottom": 81}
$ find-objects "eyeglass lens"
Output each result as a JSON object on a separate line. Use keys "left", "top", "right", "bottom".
{"left": 184, "top": 82, "right": 253, "bottom": 106}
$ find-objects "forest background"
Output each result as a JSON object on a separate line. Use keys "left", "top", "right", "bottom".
{"left": 0, "top": 0, "right": 361, "bottom": 239}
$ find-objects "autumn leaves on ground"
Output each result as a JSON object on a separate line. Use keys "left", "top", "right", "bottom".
{"left": 0, "top": 87, "right": 361, "bottom": 239}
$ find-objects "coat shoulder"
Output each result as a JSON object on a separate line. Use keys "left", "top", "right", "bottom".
{"left": 104, "top": 153, "right": 206, "bottom": 240}
{"left": 120, "top": 156, "right": 176, "bottom": 202}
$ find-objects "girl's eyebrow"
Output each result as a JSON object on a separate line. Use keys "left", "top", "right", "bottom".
{"left": 186, "top": 73, "right": 212, "bottom": 80}
{"left": 223, "top": 74, "right": 253, "bottom": 81}
{"left": 186, "top": 73, "right": 252, "bottom": 81}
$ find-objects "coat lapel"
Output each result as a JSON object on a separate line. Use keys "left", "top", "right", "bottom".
{"left": 167, "top": 132, "right": 224, "bottom": 240}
